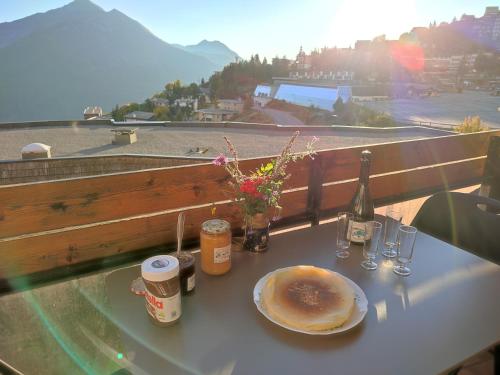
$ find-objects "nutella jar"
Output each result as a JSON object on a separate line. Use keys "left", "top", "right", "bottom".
{"left": 200, "top": 219, "right": 231, "bottom": 275}
{"left": 141, "top": 255, "right": 181, "bottom": 326}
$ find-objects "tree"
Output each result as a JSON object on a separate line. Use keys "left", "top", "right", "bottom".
{"left": 455, "top": 116, "right": 488, "bottom": 133}
{"left": 153, "top": 106, "right": 170, "bottom": 121}
{"left": 333, "top": 97, "right": 345, "bottom": 114}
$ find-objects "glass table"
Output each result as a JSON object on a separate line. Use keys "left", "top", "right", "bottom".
{"left": 1, "top": 221, "right": 499, "bottom": 375}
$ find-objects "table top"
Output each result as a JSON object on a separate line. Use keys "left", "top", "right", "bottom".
{"left": 106, "top": 222, "right": 500, "bottom": 375}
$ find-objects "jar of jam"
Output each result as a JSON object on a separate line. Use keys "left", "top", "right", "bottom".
{"left": 141, "top": 255, "right": 181, "bottom": 326}
{"left": 174, "top": 251, "right": 196, "bottom": 295}
{"left": 200, "top": 219, "right": 231, "bottom": 275}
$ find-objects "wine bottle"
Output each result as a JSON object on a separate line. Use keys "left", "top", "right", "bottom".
{"left": 348, "top": 150, "right": 374, "bottom": 243}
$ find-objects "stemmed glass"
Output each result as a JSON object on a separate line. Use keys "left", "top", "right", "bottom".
{"left": 382, "top": 205, "right": 402, "bottom": 258}
{"left": 361, "top": 221, "right": 383, "bottom": 270}
{"left": 336, "top": 212, "right": 353, "bottom": 259}
{"left": 393, "top": 225, "right": 417, "bottom": 276}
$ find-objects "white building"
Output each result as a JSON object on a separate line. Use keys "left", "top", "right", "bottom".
{"left": 217, "top": 99, "right": 244, "bottom": 113}
{"left": 174, "top": 97, "right": 198, "bottom": 111}
{"left": 274, "top": 84, "right": 352, "bottom": 111}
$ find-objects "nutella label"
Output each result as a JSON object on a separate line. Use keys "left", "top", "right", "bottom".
{"left": 213, "top": 244, "right": 231, "bottom": 264}
{"left": 187, "top": 274, "right": 195, "bottom": 292}
{"left": 143, "top": 276, "right": 180, "bottom": 297}
{"left": 142, "top": 275, "right": 181, "bottom": 324}
{"left": 145, "top": 290, "right": 181, "bottom": 323}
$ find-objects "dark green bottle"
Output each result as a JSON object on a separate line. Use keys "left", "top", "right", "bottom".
{"left": 348, "top": 150, "right": 374, "bottom": 243}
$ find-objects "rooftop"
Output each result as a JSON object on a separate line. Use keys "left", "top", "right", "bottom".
{"left": 124, "top": 111, "right": 155, "bottom": 120}
{"left": 0, "top": 123, "right": 450, "bottom": 160}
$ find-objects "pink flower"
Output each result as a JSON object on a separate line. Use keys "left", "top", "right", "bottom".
{"left": 312, "top": 136, "right": 319, "bottom": 142}
{"left": 212, "top": 153, "right": 228, "bottom": 166}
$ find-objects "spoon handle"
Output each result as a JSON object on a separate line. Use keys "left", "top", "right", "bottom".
{"left": 177, "top": 211, "right": 186, "bottom": 256}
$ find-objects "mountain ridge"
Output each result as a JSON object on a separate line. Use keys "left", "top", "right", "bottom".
{"left": 172, "top": 39, "right": 241, "bottom": 68}
{"left": 0, "top": 0, "right": 239, "bottom": 121}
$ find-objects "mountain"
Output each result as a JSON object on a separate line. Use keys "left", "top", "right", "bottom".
{"left": 0, "top": 0, "right": 221, "bottom": 122}
{"left": 173, "top": 40, "right": 240, "bottom": 70}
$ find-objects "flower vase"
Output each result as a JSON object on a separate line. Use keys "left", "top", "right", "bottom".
{"left": 243, "top": 213, "right": 270, "bottom": 252}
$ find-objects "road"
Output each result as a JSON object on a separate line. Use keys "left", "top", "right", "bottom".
{"left": 254, "top": 106, "right": 304, "bottom": 126}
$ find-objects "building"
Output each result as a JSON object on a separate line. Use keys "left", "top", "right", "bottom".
{"left": 289, "top": 47, "right": 355, "bottom": 82}
{"left": 199, "top": 87, "right": 211, "bottom": 104}
{"left": 448, "top": 54, "right": 478, "bottom": 73}
{"left": 174, "top": 97, "right": 198, "bottom": 111}
{"left": 196, "top": 108, "right": 236, "bottom": 122}
{"left": 253, "top": 85, "right": 273, "bottom": 107}
{"left": 273, "top": 84, "right": 351, "bottom": 110}
{"left": 151, "top": 98, "right": 169, "bottom": 107}
{"left": 253, "top": 79, "right": 353, "bottom": 111}
{"left": 254, "top": 85, "right": 272, "bottom": 98}
{"left": 124, "top": 111, "right": 155, "bottom": 122}
{"left": 453, "top": 7, "right": 500, "bottom": 49}
{"left": 83, "top": 106, "right": 103, "bottom": 120}
{"left": 295, "top": 46, "right": 312, "bottom": 71}
{"left": 217, "top": 99, "right": 244, "bottom": 113}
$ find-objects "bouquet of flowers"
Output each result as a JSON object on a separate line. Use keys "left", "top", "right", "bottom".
{"left": 212, "top": 131, "right": 317, "bottom": 220}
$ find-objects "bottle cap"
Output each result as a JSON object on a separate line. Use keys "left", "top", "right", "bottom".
{"left": 141, "top": 255, "right": 179, "bottom": 282}
{"left": 361, "top": 150, "right": 372, "bottom": 161}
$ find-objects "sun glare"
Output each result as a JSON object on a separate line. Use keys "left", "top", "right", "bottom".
{"left": 331, "top": 0, "right": 419, "bottom": 45}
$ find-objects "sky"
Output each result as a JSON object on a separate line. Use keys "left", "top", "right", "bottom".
{"left": 0, "top": 0, "right": 497, "bottom": 59}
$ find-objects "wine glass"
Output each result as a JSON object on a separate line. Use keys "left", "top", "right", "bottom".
{"left": 336, "top": 212, "right": 353, "bottom": 259}
{"left": 382, "top": 205, "right": 402, "bottom": 258}
{"left": 393, "top": 225, "right": 417, "bottom": 276}
{"left": 361, "top": 221, "right": 382, "bottom": 270}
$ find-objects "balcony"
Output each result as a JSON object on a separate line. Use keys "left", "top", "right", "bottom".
{"left": 0, "top": 125, "right": 499, "bottom": 374}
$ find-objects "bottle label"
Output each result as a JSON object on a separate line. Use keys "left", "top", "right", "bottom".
{"left": 348, "top": 220, "right": 372, "bottom": 243}
{"left": 213, "top": 244, "right": 231, "bottom": 264}
{"left": 145, "top": 290, "right": 181, "bottom": 323}
{"left": 187, "top": 273, "right": 195, "bottom": 292}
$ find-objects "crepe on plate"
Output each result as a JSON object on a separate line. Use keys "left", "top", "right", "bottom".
{"left": 261, "top": 266, "right": 355, "bottom": 331}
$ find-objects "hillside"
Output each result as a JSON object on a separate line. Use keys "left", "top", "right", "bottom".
{"left": 0, "top": 0, "right": 219, "bottom": 121}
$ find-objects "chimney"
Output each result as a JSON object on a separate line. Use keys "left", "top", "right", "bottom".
{"left": 21, "top": 143, "right": 52, "bottom": 159}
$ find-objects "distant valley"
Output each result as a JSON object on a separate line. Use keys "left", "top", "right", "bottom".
{"left": 0, "top": 0, "right": 240, "bottom": 121}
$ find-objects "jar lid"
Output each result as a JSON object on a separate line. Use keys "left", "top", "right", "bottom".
{"left": 141, "top": 255, "right": 179, "bottom": 282}
{"left": 202, "top": 219, "right": 230, "bottom": 234}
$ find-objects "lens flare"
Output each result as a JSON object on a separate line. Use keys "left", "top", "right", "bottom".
{"left": 390, "top": 42, "right": 424, "bottom": 72}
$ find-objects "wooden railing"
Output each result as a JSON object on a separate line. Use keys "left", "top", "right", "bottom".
{"left": 0, "top": 130, "right": 499, "bottom": 283}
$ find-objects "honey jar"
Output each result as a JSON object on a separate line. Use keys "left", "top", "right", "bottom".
{"left": 200, "top": 219, "right": 231, "bottom": 275}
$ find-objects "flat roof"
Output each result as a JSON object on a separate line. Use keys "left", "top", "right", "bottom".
{"left": 0, "top": 125, "right": 446, "bottom": 161}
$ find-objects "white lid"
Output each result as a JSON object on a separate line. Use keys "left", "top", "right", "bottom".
{"left": 141, "top": 255, "right": 179, "bottom": 282}
{"left": 21, "top": 143, "right": 51, "bottom": 153}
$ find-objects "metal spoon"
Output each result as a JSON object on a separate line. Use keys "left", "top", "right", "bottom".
{"left": 177, "top": 211, "right": 186, "bottom": 256}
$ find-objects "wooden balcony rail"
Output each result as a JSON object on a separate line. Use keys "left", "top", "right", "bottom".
{"left": 0, "top": 130, "right": 499, "bottom": 284}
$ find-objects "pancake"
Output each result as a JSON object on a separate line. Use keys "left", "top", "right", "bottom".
{"left": 261, "top": 266, "right": 355, "bottom": 331}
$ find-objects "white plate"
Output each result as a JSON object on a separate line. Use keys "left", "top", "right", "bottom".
{"left": 253, "top": 266, "right": 368, "bottom": 335}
